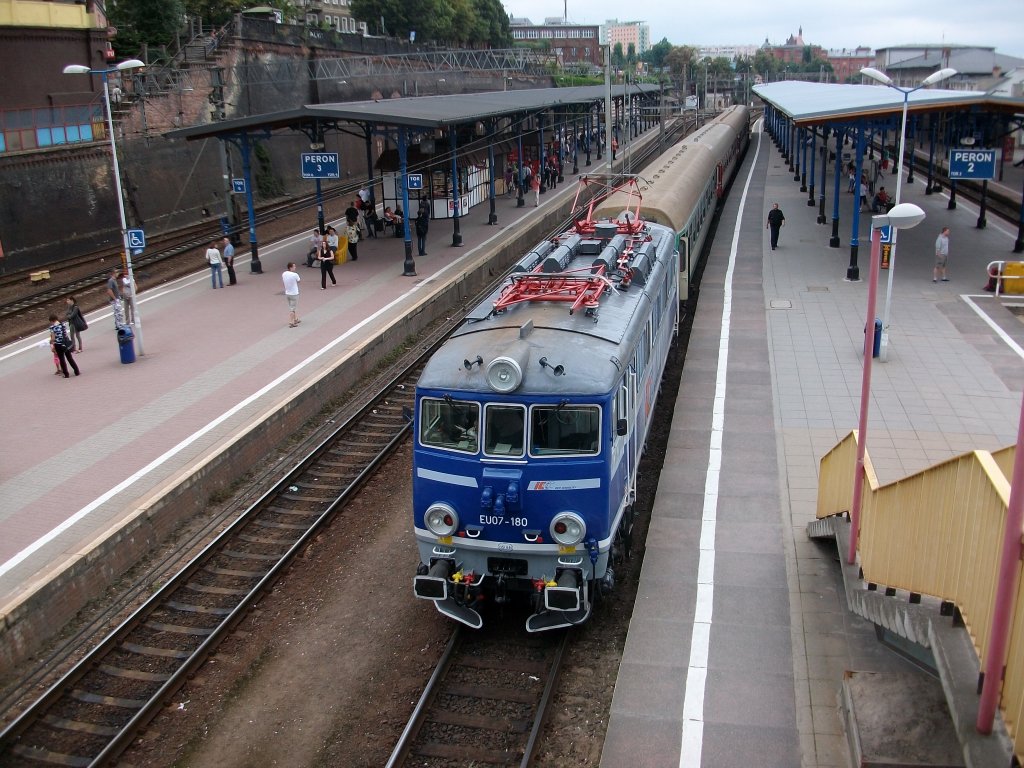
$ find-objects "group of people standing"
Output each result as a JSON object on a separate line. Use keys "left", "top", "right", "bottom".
{"left": 204, "top": 236, "right": 237, "bottom": 289}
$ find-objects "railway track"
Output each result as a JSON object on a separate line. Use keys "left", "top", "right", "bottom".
{"left": 386, "top": 625, "right": 570, "bottom": 767}
{"left": 0, "top": 185, "right": 353, "bottom": 321}
{"left": 0, "top": 328, "right": 441, "bottom": 767}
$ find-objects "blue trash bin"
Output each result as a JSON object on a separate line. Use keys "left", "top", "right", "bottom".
{"left": 117, "top": 327, "right": 136, "bottom": 364}
{"left": 864, "top": 319, "right": 882, "bottom": 358}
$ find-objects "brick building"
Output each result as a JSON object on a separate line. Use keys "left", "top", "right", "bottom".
{"left": 509, "top": 17, "right": 601, "bottom": 67}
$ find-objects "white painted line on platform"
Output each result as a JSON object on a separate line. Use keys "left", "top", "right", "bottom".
{"left": 961, "top": 294, "right": 1024, "bottom": 360}
{"left": 678, "top": 120, "right": 764, "bottom": 768}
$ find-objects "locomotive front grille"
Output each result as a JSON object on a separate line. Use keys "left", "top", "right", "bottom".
{"left": 487, "top": 557, "right": 529, "bottom": 575}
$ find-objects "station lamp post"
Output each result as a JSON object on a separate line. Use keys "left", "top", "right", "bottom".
{"left": 63, "top": 58, "right": 147, "bottom": 355}
{"left": 847, "top": 203, "right": 927, "bottom": 565}
{"left": 858, "top": 66, "right": 957, "bottom": 362}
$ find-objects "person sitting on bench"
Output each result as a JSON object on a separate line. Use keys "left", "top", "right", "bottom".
{"left": 384, "top": 206, "right": 404, "bottom": 236}
{"left": 871, "top": 187, "right": 892, "bottom": 213}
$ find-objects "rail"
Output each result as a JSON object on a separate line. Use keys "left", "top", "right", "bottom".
{"left": 385, "top": 626, "right": 570, "bottom": 767}
{"left": 817, "top": 432, "right": 1023, "bottom": 762}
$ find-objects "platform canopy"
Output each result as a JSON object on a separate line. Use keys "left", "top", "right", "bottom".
{"left": 752, "top": 81, "right": 1007, "bottom": 126}
{"left": 166, "top": 83, "right": 661, "bottom": 141}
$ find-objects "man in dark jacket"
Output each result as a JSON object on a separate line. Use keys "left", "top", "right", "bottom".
{"left": 766, "top": 203, "right": 785, "bottom": 250}
{"left": 415, "top": 200, "right": 430, "bottom": 256}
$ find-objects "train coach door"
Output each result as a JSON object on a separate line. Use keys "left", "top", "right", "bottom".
{"left": 678, "top": 233, "right": 691, "bottom": 306}
{"left": 613, "top": 365, "right": 638, "bottom": 509}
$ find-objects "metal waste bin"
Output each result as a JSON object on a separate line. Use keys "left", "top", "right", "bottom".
{"left": 865, "top": 319, "right": 881, "bottom": 358}
{"left": 117, "top": 327, "right": 136, "bottom": 364}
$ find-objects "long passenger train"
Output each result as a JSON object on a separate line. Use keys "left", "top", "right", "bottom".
{"left": 412, "top": 106, "right": 751, "bottom": 632}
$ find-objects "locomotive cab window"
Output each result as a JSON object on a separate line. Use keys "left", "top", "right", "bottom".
{"left": 420, "top": 398, "right": 479, "bottom": 453}
{"left": 530, "top": 404, "right": 601, "bottom": 456}
{"left": 484, "top": 404, "right": 526, "bottom": 457}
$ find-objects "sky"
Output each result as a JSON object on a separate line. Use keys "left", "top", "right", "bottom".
{"left": 503, "top": 0, "right": 1024, "bottom": 59}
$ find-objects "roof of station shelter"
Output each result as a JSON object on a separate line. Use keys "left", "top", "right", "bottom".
{"left": 752, "top": 81, "right": 1022, "bottom": 126}
{"left": 167, "top": 83, "right": 661, "bottom": 141}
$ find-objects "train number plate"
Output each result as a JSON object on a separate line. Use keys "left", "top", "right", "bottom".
{"left": 437, "top": 535, "right": 453, "bottom": 545}
{"left": 558, "top": 545, "right": 577, "bottom": 554}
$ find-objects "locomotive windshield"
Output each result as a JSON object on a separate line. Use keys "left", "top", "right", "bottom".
{"left": 530, "top": 405, "right": 600, "bottom": 456}
{"left": 419, "top": 398, "right": 601, "bottom": 458}
{"left": 420, "top": 398, "right": 479, "bottom": 452}
{"left": 483, "top": 404, "right": 526, "bottom": 457}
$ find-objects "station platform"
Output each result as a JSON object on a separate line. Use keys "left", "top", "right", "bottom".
{"left": 600, "top": 126, "right": 1024, "bottom": 766}
{"left": 0, "top": 152, "right": 611, "bottom": 661}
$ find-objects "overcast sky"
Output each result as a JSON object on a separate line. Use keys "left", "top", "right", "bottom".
{"left": 503, "top": 1, "right": 1024, "bottom": 59}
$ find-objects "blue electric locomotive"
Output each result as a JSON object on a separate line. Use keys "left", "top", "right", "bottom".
{"left": 411, "top": 178, "right": 678, "bottom": 632}
{"left": 412, "top": 107, "right": 750, "bottom": 632}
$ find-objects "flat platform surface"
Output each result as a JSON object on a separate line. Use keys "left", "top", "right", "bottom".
{"left": 600, "top": 126, "right": 1024, "bottom": 767}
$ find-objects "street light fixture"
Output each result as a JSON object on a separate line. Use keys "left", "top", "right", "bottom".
{"left": 63, "top": 58, "right": 147, "bottom": 355}
{"left": 858, "top": 66, "right": 957, "bottom": 362}
{"left": 847, "top": 203, "right": 927, "bottom": 565}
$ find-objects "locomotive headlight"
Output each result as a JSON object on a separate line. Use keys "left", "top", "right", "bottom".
{"left": 425, "top": 503, "right": 459, "bottom": 537}
{"left": 550, "top": 512, "right": 586, "bottom": 546}
{"left": 485, "top": 356, "right": 523, "bottom": 393}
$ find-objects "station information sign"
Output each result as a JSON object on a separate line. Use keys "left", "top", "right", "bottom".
{"left": 948, "top": 149, "right": 997, "bottom": 180}
{"left": 301, "top": 153, "right": 340, "bottom": 179}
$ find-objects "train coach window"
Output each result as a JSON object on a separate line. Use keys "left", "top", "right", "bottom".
{"left": 420, "top": 398, "right": 479, "bottom": 453}
{"left": 484, "top": 404, "right": 526, "bottom": 457}
{"left": 530, "top": 405, "right": 600, "bottom": 456}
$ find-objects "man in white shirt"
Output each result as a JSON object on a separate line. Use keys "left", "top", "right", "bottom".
{"left": 282, "top": 262, "right": 301, "bottom": 327}
{"left": 933, "top": 226, "right": 950, "bottom": 282}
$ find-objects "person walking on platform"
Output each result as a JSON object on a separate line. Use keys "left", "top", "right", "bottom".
{"left": 64, "top": 296, "right": 87, "bottom": 353}
{"left": 106, "top": 268, "right": 126, "bottom": 328}
{"left": 934, "top": 226, "right": 951, "bottom": 282}
{"left": 205, "top": 240, "right": 224, "bottom": 289}
{"left": 415, "top": 199, "right": 430, "bottom": 256}
{"left": 282, "top": 262, "right": 301, "bottom": 327}
{"left": 531, "top": 172, "right": 540, "bottom": 207}
{"left": 222, "top": 236, "right": 237, "bottom": 285}
{"left": 766, "top": 203, "right": 786, "bottom": 250}
{"left": 48, "top": 313, "right": 79, "bottom": 378}
{"left": 319, "top": 231, "right": 338, "bottom": 289}
{"left": 345, "top": 209, "right": 360, "bottom": 262}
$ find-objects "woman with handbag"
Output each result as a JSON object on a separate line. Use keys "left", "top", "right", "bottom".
{"left": 345, "top": 210, "right": 360, "bottom": 262}
{"left": 48, "top": 314, "right": 80, "bottom": 378}
{"left": 319, "top": 230, "right": 338, "bottom": 289}
{"left": 64, "top": 295, "right": 88, "bottom": 353}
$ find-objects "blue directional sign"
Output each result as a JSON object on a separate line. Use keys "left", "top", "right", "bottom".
{"left": 948, "top": 149, "right": 997, "bottom": 180}
{"left": 127, "top": 229, "right": 146, "bottom": 249}
{"left": 408, "top": 173, "right": 424, "bottom": 190}
{"left": 300, "top": 152, "right": 340, "bottom": 179}
{"left": 231, "top": 178, "right": 246, "bottom": 194}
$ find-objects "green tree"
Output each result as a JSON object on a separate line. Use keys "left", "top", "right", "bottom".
{"left": 611, "top": 43, "right": 624, "bottom": 69}
{"left": 664, "top": 45, "right": 696, "bottom": 78}
{"left": 644, "top": 38, "right": 672, "bottom": 70}
{"left": 472, "top": 0, "right": 511, "bottom": 47}
{"left": 111, "top": 0, "right": 186, "bottom": 59}
{"left": 183, "top": 0, "right": 245, "bottom": 27}
{"left": 626, "top": 43, "right": 636, "bottom": 65}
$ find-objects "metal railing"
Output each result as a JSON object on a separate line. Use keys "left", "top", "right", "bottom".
{"left": 817, "top": 432, "right": 1022, "bottom": 760}
{"left": 986, "top": 261, "right": 1024, "bottom": 297}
